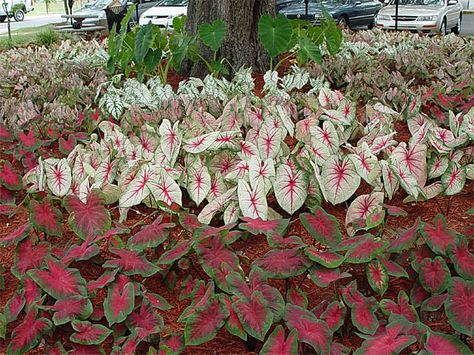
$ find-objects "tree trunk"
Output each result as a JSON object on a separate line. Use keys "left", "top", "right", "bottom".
{"left": 184, "top": 0, "right": 275, "bottom": 77}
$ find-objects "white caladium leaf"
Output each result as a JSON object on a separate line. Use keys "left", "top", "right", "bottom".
{"left": 207, "top": 173, "right": 227, "bottom": 202}
{"left": 404, "top": 182, "right": 443, "bottom": 203}
{"left": 320, "top": 156, "right": 361, "bottom": 205}
{"left": 409, "top": 122, "right": 431, "bottom": 146}
{"left": 295, "top": 116, "right": 318, "bottom": 144}
{"left": 311, "top": 121, "right": 340, "bottom": 153}
{"left": 389, "top": 160, "right": 419, "bottom": 199}
{"left": 370, "top": 133, "right": 397, "bottom": 155}
{"left": 428, "top": 154, "right": 449, "bottom": 179}
{"left": 449, "top": 111, "right": 463, "bottom": 137}
{"left": 257, "top": 125, "right": 282, "bottom": 160}
{"left": 220, "top": 97, "right": 244, "bottom": 131}
{"left": 449, "top": 150, "right": 464, "bottom": 164}
{"left": 321, "top": 109, "right": 349, "bottom": 126}
{"left": 124, "top": 141, "right": 143, "bottom": 163}
{"left": 373, "top": 103, "right": 398, "bottom": 116}
{"left": 238, "top": 140, "right": 259, "bottom": 161}
{"left": 101, "top": 92, "right": 124, "bottom": 120}
{"left": 45, "top": 158, "right": 72, "bottom": 197}
{"left": 318, "top": 88, "right": 336, "bottom": 107}
{"left": 276, "top": 105, "right": 295, "bottom": 138}
{"left": 345, "top": 192, "right": 384, "bottom": 232}
{"left": 405, "top": 95, "right": 421, "bottom": 119}
{"left": 307, "top": 143, "right": 331, "bottom": 167}
{"left": 441, "top": 163, "right": 466, "bottom": 196}
{"left": 72, "top": 152, "right": 90, "bottom": 183}
{"left": 380, "top": 160, "right": 399, "bottom": 200}
{"left": 159, "top": 119, "right": 182, "bottom": 165}
{"left": 95, "top": 160, "right": 118, "bottom": 187}
{"left": 248, "top": 157, "right": 275, "bottom": 193}
{"left": 274, "top": 164, "right": 308, "bottom": 214}
{"left": 429, "top": 127, "right": 455, "bottom": 153}
{"left": 225, "top": 161, "right": 250, "bottom": 182}
{"left": 198, "top": 187, "right": 237, "bottom": 224}
{"left": 149, "top": 169, "right": 182, "bottom": 206}
{"left": 348, "top": 143, "right": 380, "bottom": 185}
{"left": 223, "top": 201, "right": 240, "bottom": 225}
{"left": 183, "top": 132, "right": 219, "bottom": 154}
{"left": 210, "top": 131, "right": 241, "bottom": 151}
{"left": 119, "top": 164, "right": 156, "bottom": 208}
{"left": 187, "top": 164, "right": 212, "bottom": 206}
{"left": 338, "top": 100, "right": 356, "bottom": 123}
{"left": 391, "top": 143, "right": 427, "bottom": 187}
{"left": 211, "top": 152, "right": 239, "bottom": 177}
{"left": 407, "top": 114, "right": 430, "bottom": 135}
{"left": 190, "top": 111, "right": 219, "bottom": 132}
{"left": 238, "top": 179, "right": 268, "bottom": 220}
{"left": 79, "top": 177, "right": 91, "bottom": 203}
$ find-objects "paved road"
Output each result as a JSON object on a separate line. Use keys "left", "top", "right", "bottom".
{"left": 0, "top": 14, "right": 63, "bottom": 34}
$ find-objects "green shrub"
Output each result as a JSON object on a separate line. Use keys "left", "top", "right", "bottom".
{"left": 35, "top": 26, "right": 59, "bottom": 47}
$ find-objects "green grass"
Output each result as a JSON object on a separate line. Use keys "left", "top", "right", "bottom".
{"left": 29, "top": 0, "right": 83, "bottom": 16}
{"left": 0, "top": 24, "right": 72, "bottom": 50}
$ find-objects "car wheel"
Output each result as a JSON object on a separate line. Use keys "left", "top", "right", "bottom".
{"left": 13, "top": 9, "right": 25, "bottom": 21}
{"left": 337, "top": 15, "right": 349, "bottom": 30}
{"left": 439, "top": 18, "right": 447, "bottom": 35}
{"left": 452, "top": 16, "right": 461, "bottom": 35}
{"left": 0, "top": 16, "right": 6, "bottom": 23}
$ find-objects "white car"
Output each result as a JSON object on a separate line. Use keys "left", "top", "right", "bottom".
{"left": 0, "top": 0, "right": 34, "bottom": 22}
{"left": 139, "top": 0, "right": 187, "bottom": 28}
{"left": 376, "top": 0, "right": 463, "bottom": 34}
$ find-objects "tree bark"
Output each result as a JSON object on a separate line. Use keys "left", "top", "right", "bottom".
{"left": 184, "top": 0, "right": 276, "bottom": 77}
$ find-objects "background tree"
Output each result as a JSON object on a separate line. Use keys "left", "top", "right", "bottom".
{"left": 184, "top": 0, "right": 276, "bottom": 77}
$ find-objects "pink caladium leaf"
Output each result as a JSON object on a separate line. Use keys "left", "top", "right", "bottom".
{"left": 249, "top": 268, "right": 286, "bottom": 322}
{"left": 103, "top": 276, "right": 135, "bottom": 326}
{"left": 320, "top": 301, "right": 346, "bottom": 332}
{"left": 0, "top": 122, "right": 12, "bottom": 142}
{"left": 448, "top": 240, "right": 474, "bottom": 280}
{"left": 441, "top": 162, "right": 466, "bottom": 196}
{"left": 233, "top": 291, "right": 273, "bottom": 341}
{"left": 380, "top": 291, "right": 418, "bottom": 323}
{"left": 179, "top": 212, "right": 203, "bottom": 231}
{"left": 320, "top": 156, "right": 361, "bottom": 205}
{"left": 62, "top": 240, "right": 100, "bottom": 265}
{"left": 341, "top": 281, "right": 379, "bottom": 335}
{"left": 300, "top": 207, "right": 342, "bottom": 247}
{"left": 0, "top": 222, "right": 31, "bottom": 247}
{"left": 354, "top": 319, "right": 416, "bottom": 355}
{"left": 391, "top": 143, "right": 427, "bottom": 187}
{"left": 158, "top": 239, "right": 194, "bottom": 265}
{"left": 253, "top": 248, "right": 311, "bottom": 279}
{"left": 87, "top": 270, "right": 118, "bottom": 294}
{"left": 23, "top": 276, "right": 41, "bottom": 308}
{"left": 0, "top": 162, "right": 22, "bottom": 190}
{"left": 27, "top": 259, "right": 87, "bottom": 299}
{"left": 187, "top": 164, "right": 212, "bottom": 206}
{"left": 238, "top": 217, "right": 289, "bottom": 237}
{"left": 274, "top": 163, "right": 308, "bottom": 214}
{"left": 345, "top": 192, "right": 384, "bottom": 234}
{"left": 378, "top": 255, "right": 408, "bottom": 278}
{"left": 410, "top": 245, "right": 435, "bottom": 273}
{"left": 419, "top": 257, "right": 450, "bottom": 294}
{"left": 410, "top": 282, "right": 430, "bottom": 308}
{"left": 238, "top": 179, "right": 268, "bottom": 220}
{"left": 225, "top": 271, "right": 252, "bottom": 301}
{"left": 260, "top": 325, "right": 298, "bottom": 355}
{"left": 383, "top": 204, "right": 408, "bottom": 217}
{"left": 45, "top": 296, "right": 93, "bottom": 326}
{"left": 257, "top": 125, "right": 282, "bottom": 160}
{"left": 70, "top": 320, "right": 112, "bottom": 345}
{"left": 424, "top": 331, "right": 472, "bottom": 354}
{"left": 103, "top": 248, "right": 160, "bottom": 277}
{"left": 184, "top": 295, "right": 229, "bottom": 346}
{"left": 45, "top": 158, "right": 72, "bottom": 197}
{"left": 30, "top": 198, "right": 63, "bottom": 237}
{"left": 4, "top": 290, "right": 25, "bottom": 323}
{"left": 309, "top": 265, "right": 351, "bottom": 288}
{"left": 366, "top": 259, "right": 389, "bottom": 296}
{"left": 58, "top": 135, "right": 77, "bottom": 155}
{"left": 446, "top": 277, "right": 473, "bottom": 336}
{"left": 421, "top": 214, "right": 459, "bottom": 256}
{"left": 305, "top": 247, "right": 345, "bottom": 268}
{"left": 161, "top": 333, "right": 185, "bottom": 354}
{"left": 221, "top": 296, "right": 246, "bottom": 341}
{"left": 7, "top": 308, "right": 52, "bottom": 354}
{"left": 11, "top": 239, "right": 49, "bottom": 279}
{"left": 387, "top": 219, "right": 420, "bottom": 253}
{"left": 284, "top": 303, "right": 332, "bottom": 353}
{"left": 420, "top": 293, "right": 448, "bottom": 312}
{"left": 127, "top": 301, "right": 164, "bottom": 337}
{"left": 286, "top": 288, "right": 308, "bottom": 309}
{"left": 64, "top": 191, "right": 111, "bottom": 240}
{"left": 344, "top": 234, "right": 388, "bottom": 264}
{"left": 127, "top": 215, "right": 175, "bottom": 251}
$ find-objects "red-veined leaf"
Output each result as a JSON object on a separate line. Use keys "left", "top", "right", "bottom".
{"left": 233, "top": 291, "right": 273, "bottom": 341}
{"left": 446, "top": 277, "right": 473, "bottom": 336}
{"left": 161, "top": 333, "right": 185, "bottom": 354}
{"left": 221, "top": 296, "right": 246, "bottom": 340}
{"left": 239, "top": 217, "right": 289, "bottom": 236}
{"left": 184, "top": 296, "right": 229, "bottom": 346}
{"left": 300, "top": 207, "right": 342, "bottom": 247}
{"left": 87, "top": 270, "right": 118, "bottom": 294}
{"left": 160, "top": 119, "right": 181, "bottom": 164}
{"left": 419, "top": 257, "right": 450, "bottom": 294}
{"left": 380, "top": 290, "right": 418, "bottom": 323}
{"left": 341, "top": 281, "right": 379, "bottom": 335}
{"left": 345, "top": 192, "right": 384, "bottom": 233}
{"left": 30, "top": 199, "right": 63, "bottom": 237}
{"left": 238, "top": 179, "right": 268, "bottom": 220}
{"left": 411, "top": 245, "right": 435, "bottom": 272}
{"left": 127, "top": 215, "right": 175, "bottom": 251}
{"left": 62, "top": 240, "right": 100, "bottom": 265}
{"left": 7, "top": 308, "right": 52, "bottom": 354}
{"left": 257, "top": 125, "right": 282, "bottom": 160}
{"left": 4, "top": 290, "right": 25, "bottom": 323}
{"left": 309, "top": 265, "right": 351, "bottom": 288}
{"left": 0, "top": 162, "right": 22, "bottom": 190}
{"left": 274, "top": 164, "right": 308, "bottom": 215}
{"left": 378, "top": 255, "right": 408, "bottom": 278}
{"left": 366, "top": 259, "right": 389, "bottom": 296}
{"left": 249, "top": 268, "right": 286, "bottom": 322}
{"left": 103, "top": 277, "right": 135, "bottom": 326}
{"left": 421, "top": 293, "right": 448, "bottom": 312}
{"left": 320, "top": 156, "right": 360, "bottom": 204}
{"left": 284, "top": 303, "right": 332, "bottom": 353}
{"left": 311, "top": 121, "right": 339, "bottom": 152}
{"left": 179, "top": 212, "right": 203, "bottom": 231}
{"left": 149, "top": 169, "right": 182, "bottom": 207}
{"left": 410, "top": 282, "right": 430, "bottom": 308}
{"left": 103, "top": 248, "right": 160, "bottom": 277}
{"left": 388, "top": 219, "right": 420, "bottom": 253}
{"left": 11, "top": 239, "right": 49, "bottom": 279}
{"left": 119, "top": 164, "right": 155, "bottom": 208}
{"left": 391, "top": 143, "right": 427, "bottom": 187}
{"left": 46, "top": 296, "right": 93, "bottom": 326}
{"left": 45, "top": 158, "right": 72, "bottom": 197}
{"left": 184, "top": 132, "right": 219, "bottom": 154}
{"left": 197, "top": 186, "right": 237, "bottom": 224}
{"left": 127, "top": 302, "right": 163, "bottom": 337}
{"left": 448, "top": 240, "right": 474, "bottom": 280}
{"left": 424, "top": 331, "right": 472, "bottom": 354}
{"left": 23, "top": 276, "right": 41, "bottom": 308}
{"left": 421, "top": 214, "right": 459, "bottom": 255}
{"left": 187, "top": 164, "right": 211, "bottom": 206}
{"left": 64, "top": 191, "right": 111, "bottom": 240}
{"left": 260, "top": 325, "right": 298, "bottom": 355}
{"left": 389, "top": 160, "right": 419, "bottom": 199}
{"left": 381, "top": 160, "right": 399, "bottom": 200}
{"left": 27, "top": 259, "right": 87, "bottom": 299}
{"left": 0, "top": 223, "right": 31, "bottom": 247}
{"left": 158, "top": 239, "right": 193, "bottom": 265}
{"left": 344, "top": 235, "right": 388, "bottom": 264}
{"left": 142, "top": 291, "right": 173, "bottom": 310}
{"left": 320, "top": 301, "right": 346, "bottom": 332}
{"left": 70, "top": 320, "right": 112, "bottom": 345}
{"left": 305, "top": 247, "right": 345, "bottom": 268}
{"left": 442, "top": 162, "right": 466, "bottom": 196}
{"left": 253, "top": 248, "right": 311, "bottom": 279}
{"left": 286, "top": 288, "right": 308, "bottom": 309}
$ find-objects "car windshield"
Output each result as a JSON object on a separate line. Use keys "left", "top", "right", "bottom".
{"left": 156, "top": 0, "right": 188, "bottom": 5}
{"left": 388, "top": 0, "right": 444, "bottom": 5}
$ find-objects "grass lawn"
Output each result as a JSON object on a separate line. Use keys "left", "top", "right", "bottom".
{"left": 29, "top": 0, "right": 84, "bottom": 16}
{"left": 0, "top": 24, "right": 68, "bottom": 50}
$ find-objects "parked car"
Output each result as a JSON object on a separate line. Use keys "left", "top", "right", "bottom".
{"left": 0, "top": 0, "right": 34, "bottom": 22}
{"left": 375, "top": 0, "right": 463, "bottom": 34}
{"left": 139, "top": 0, "right": 187, "bottom": 27}
{"left": 279, "top": 0, "right": 382, "bottom": 29}
{"left": 276, "top": 0, "right": 300, "bottom": 11}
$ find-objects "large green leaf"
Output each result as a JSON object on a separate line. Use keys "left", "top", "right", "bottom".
{"left": 258, "top": 14, "right": 293, "bottom": 58}
{"left": 198, "top": 20, "right": 227, "bottom": 52}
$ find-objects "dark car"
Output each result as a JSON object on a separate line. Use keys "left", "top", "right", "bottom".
{"left": 276, "top": 0, "right": 300, "bottom": 10}
{"left": 279, "top": 0, "right": 382, "bottom": 29}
